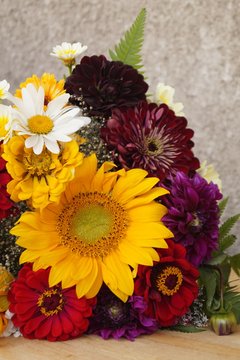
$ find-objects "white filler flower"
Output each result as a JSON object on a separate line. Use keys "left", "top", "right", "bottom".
{"left": 155, "top": 82, "right": 184, "bottom": 116}
{"left": 0, "top": 80, "right": 10, "bottom": 100}
{"left": 9, "top": 83, "right": 91, "bottom": 155}
{"left": 50, "top": 42, "right": 87, "bottom": 65}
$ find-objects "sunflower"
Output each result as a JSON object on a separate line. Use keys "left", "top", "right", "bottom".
{"left": 15, "top": 73, "right": 66, "bottom": 107}
{"left": 3, "top": 136, "right": 83, "bottom": 209}
{"left": 11, "top": 154, "right": 173, "bottom": 302}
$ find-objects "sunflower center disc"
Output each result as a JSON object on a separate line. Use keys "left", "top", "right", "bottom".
{"left": 28, "top": 115, "right": 54, "bottom": 134}
{"left": 72, "top": 204, "right": 113, "bottom": 245}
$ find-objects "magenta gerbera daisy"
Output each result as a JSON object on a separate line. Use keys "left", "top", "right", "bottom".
{"left": 8, "top": 264, "right": 96, "bottom": 341}
{"left": 65, "top": 55, "right": 148, "bottom": 118}
{"left": 101, "top": 101, "right": 200, "bottom": 181}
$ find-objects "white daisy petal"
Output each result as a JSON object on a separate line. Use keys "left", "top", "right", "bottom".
{"left": 33, "top": 136, "right": 44, "bottom": 155}
{"left": 44, "top": 137, "right": 60, "bottom": 154}
{"left": 46, "top": 93, "right": 70, "bottom": 118}
{"left": 54, "top": 107, "right": 80, "bottom": 124}
{"left": 25, "top": 135, "right": 39, "bottom": 148}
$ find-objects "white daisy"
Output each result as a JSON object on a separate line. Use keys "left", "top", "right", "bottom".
{"left": 9, "top": 83, "right": 91, "bottom": 155}
{"left": 0, "top": 80, "right": 10, "bottom": 100}
{"left": 0, "top": 104, "right": 14, "bottom": 143}
{"left": 155, "top": 82, "right": 184, "bottom": 116}
{"left": 50, "top": 42, "right": 87, "bottom": 65}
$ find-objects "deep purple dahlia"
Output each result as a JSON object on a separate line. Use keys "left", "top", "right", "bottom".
{"left": 101, "top": 101, "right": 200, "bottom": 181}
{"left": 88, "top": 286, "right": 158, "bottom": 340}
{"left": 64, "top": 55, "right": 148, "bottom": 118}
{"left": 162, "top": 172, "right": 222, "bottom": 266}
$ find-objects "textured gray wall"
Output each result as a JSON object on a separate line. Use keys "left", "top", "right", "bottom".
{"left": 1, "top": 0, "right": 240, "bottom": 251}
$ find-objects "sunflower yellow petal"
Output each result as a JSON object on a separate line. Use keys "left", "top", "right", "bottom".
{"left": 75, "top": 153, "right": 97, "bottom": 188}
{"left": 124, "top": 187, "right": 169, "bottom": 209}
{"left": 76, "top": 259, "right": 99, "bottom": 298}
{"left": 71, "top": 256, "right": 93, "bottom": 281}
{"left": 103, "top": 253, "right": 134, "bottom": 296}
{"left": 127, "top": 222, "right": 173, "bottom": 239}
{"left": 85, "top": 262, "right": 103, "bottom": 299}
{"left": 111, "top": 168, "right": 147, "bottom": 199}
{"left": 128, "top": 202, "right": 168, "bottom": 222}
{"left": 119, "top": 241, "right": 159, "bottom": 266}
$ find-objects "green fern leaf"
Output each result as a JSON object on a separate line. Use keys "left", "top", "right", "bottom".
{"left": 109, "top": 8, "right": 146, "bottom": 72}
{"left": 219, "top": 234, "right": 237, "bottom": 252}
{"left": 219, "top": 214, "right": 240, "bottom": 241}
{"left": 218, "top": 197, "right": 229, "bottom": 216}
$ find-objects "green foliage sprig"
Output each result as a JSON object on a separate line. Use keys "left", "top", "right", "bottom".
{"left": 199, "top": 198, "right": 240, "bottom": 323}
{"left": 109, "top": 8, "right": 146, "bottom": 73}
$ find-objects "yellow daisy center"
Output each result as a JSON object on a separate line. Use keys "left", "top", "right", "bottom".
{"left": 57, "top": 192, "right": 128, "bottom": 258}
{"left": 37, "top": 288, "right": 64, "bottom": 317}
{"left": 28, "top": 115, "right": 54, "bottom": 134}
{"left": 156, "top": 266, "right": 183, "bottom": 296}
{"left": 23, "top": 149, "right": 53, "bottom": 176}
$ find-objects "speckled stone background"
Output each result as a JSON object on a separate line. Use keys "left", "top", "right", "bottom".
{"left": 1, "top": 0, "right": 240, "bottom": 252}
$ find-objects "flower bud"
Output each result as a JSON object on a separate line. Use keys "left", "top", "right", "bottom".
{"left": 209, "top": 311, "right": 237, "bottom": 335}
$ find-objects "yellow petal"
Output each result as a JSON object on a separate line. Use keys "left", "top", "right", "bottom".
{"left": 128, "top": 202, "right": 168, "bottom": 222}
{"left": 103, "top": 252, "right": 134, "bottom": 296}
{"left": 111, "top": 169, "right": 148, "bottom": 199}
{"left": 124, "top": 187, "right": 169, "bottom": 209}
{"left": 76, "top": 259, "right": 99, "bottom": 298}
{"left": 127, "top": 222, "right": 173, "bottom": 239}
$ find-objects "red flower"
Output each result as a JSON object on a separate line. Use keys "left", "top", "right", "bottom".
{"left": 0, "top": 153, "right": 13, "bottom": 219}
{"left": 8, "top": 264, "right": 96, "bottom": 341}
{"left": 134, "top": 239, "right": 199, "bottom": 327}
{"left": 101, "top": 101, "right": 200, "bottom": 181}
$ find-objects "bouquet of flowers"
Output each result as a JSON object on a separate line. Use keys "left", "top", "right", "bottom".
{"left": 0, "top": 8, "right": 240, "bottom": 342}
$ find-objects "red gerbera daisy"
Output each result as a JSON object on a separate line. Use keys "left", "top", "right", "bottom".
{"left": 101, "top": 101, "right": 200, "bottom": 181}
{"left": 134, "top": 239, "right": 199, "bottom": 327}
{"left": 8, "top": 264, "right": 96, "bottom": 341}
{"left": 0, "top": 149, "right": 13, "bottom": 219}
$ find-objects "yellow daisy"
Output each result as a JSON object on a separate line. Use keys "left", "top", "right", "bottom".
{"left": 15, "top": 73, "right": 65, "bottom": 106}
{"left": 3, "top": 136, "right": 83, "bottom": 209}
{"left": 11, "top": 154, "right": 173, "bottom": 302}
{"left": 0, "top": 266, "right": 13, "bottom": 336}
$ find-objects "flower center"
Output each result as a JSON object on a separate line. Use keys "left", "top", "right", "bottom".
{"left": 23, "top": 149, "right": 53, "bottom": 176}
{"left": 155, "top": 266, "right": 183, "bottom": 296}
{"left": 189, "top": 212, "right": 203, "bottom": 233}
{"left": 57, "top": 192, "right": 128, "bottom": 258}
{"left": 37, "top": 288, "right": 64, "bottom": 317}
{"left": 145, "top": 137, "right": 163, "bottom": 156}
{"left": 28, "top": 115, "right": 54, "bottom": 134}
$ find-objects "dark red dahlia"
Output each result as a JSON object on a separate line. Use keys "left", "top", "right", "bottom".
{"left": 101, "top": 101, "right": 200, "bottom": 181}
{"left": 8, "top": 264, "right": 96, "bottom": 341}
{"left": 162, "top": 172, "right": 222, "bottom": 266}
{"left": 134, "top": 239, "right": 199, "bottom": 327}
{"left": 89, "top": 285, "right": 158, "bottom": 340}
{"left": 65, "top": 55, "right": 148, "bottom": 118}
{"left": 0, "top": 152, "right": 13, "bottom": 219}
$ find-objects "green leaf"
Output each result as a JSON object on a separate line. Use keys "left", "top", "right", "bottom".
{"left": 218, "top": 197, "right": 229, "bottom": 217}
{"left": 109, "top": 8, "right": 146, "bottom": 72}
{"left": 219, "top": 234, "right": 237, "bottom": 252}
{"left": 229, "top": 254, "right": 240, "bottom": 276}
{"left": 207, "top": 253, "right": 227, "bottom": 265}
{"left": 199, "top": 267, "right": 218, "bottom": 310}
{"left": 169, "top": 325, "right": 206, "bottom": 333}
{"left": 219, "top": 214, "right": 240, "bottom": 242}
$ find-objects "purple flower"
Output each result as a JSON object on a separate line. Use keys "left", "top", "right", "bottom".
{"left": 88, "top": 286, "right": 158, "bottom": 340}
{"left": 162, "top": 172, "right": 222, "bottom": 266}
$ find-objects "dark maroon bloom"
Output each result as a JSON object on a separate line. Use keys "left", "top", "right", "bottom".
{"left": 89, "top": 286, "right": 158, "bottom": 340}
{"left": 101, "top": 101, "right": 200, "bottom": 180}
{"left": 65, "top": 55, "right": 148, "bottom": 118}
{"left": 162, "top": 172, "right": 222, "bottom": 266}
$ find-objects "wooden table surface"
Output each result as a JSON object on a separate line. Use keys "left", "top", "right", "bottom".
{"left": 0, "top": 327, "right": 240, "bottom": 360}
